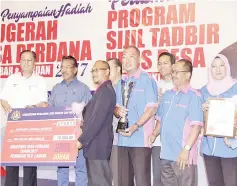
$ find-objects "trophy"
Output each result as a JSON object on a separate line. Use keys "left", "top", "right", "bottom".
{"left": 116, "top": 80, "right": 135, "bottom": 133}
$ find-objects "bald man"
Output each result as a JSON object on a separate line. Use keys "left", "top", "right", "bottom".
{"left": 114, "top": 46, "right": 158, "bottom": 186}
{"left": 77, "top": 60, "right": 116, "bottom": 186}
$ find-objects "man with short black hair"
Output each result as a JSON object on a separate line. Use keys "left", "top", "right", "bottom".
{"left": 151, "top": 52, "right": 175, "bottom": 186}
{"left": 107, "top": 58, "right": 122, "bottom": 186}
{"left": 150, "top": 59, "right": 203, "bottom": 186}
{"left": 49, "top": 55, "right": 91, "bottom": 186}
{"left": 1, "top": 50, "right": 48, "bottom": 186}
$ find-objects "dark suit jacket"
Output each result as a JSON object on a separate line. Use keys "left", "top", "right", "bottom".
{"left": 78, "top": 80, "right": 116, "bottom": 160}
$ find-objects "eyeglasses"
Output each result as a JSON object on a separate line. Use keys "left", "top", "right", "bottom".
{"left": 90, "top": 68, "right": 108, "bottom": 73}
{"left": 171, "top": 70, "right": 189, "bottom": 75}
{"left": 60, "top": 66, "right": 75, "bottom": 70}
{"left": 20, "top": 59, "right": 33, "bottom": 63}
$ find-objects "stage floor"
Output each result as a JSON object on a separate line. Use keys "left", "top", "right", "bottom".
{"left": 0, "top": 176, "right": 75, "bottom": 186}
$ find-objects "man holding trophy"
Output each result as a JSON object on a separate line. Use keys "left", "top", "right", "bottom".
{"left": 114, "top": 46, "right": 158, "bottom": 186}
{"left": 116, "top": 80, "right": 135, "bottom": 133}
{"left": 107, "top": 58, "right": 135, "bottom": 186}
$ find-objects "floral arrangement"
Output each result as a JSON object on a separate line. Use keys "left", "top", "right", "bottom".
{"left": 71, "top": 102, "right": 86, "bottom": 120}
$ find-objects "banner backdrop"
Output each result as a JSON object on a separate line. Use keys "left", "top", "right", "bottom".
{"left": 1, "top": 0, "right": 237, "bottom": 185}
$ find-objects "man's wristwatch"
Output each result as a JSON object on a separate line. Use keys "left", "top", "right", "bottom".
{"left": 184, "top": 145, "right": 191, "bottom": 151}
{"left": 134, "top": 123, "right": 140, "bottom": 130}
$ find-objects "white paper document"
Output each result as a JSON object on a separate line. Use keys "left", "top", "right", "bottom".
{"left": 206, "top": 99, "right": 235, "bottom": 137}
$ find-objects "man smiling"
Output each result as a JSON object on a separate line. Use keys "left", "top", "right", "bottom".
{"left": 48, "top": 55, "right": 91, "bottom": 186}
{"left": 77, "top": 60, "right": 116, "bottom": 186}
{"left": 0, "top": 50, "right": 48, "bottom": 186}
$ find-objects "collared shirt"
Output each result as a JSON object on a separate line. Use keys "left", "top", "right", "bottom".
{"left": 200, "top": 83, "right": 237, "bottom": 158}
{"left": 153, "top": 79, "right": 174, "bottom": 147}
{"left": 0, "top": 72, "right": 47, "bottom": 108}
{"left": 116, "top": 69, "right": 158, "bottom": 147}
{"left": 157, "top": 84, "right": 203, "bottom": 165}
{"left": 49, "top": 78, "right": 91, "bottom": 107}
{"left": 229, "top": 138, "right": 237, "bottom": 150}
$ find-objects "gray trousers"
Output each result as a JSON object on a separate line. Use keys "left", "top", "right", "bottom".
{"left": 117, "top": 146, "right": 151, "bottom": 186}
{"left": 110, "top": 146, "right": 135, "bottom": 186}
{"left": 86, "top": 159, "right": 112, "bottom": 186}
{"left": 152, "top": 146, "right": 162, "bottom": 186}
{"left": 110, "top": 146, "right": 119, "bottom": 186}
{"left": 160, "top": 159, "right": 197, "bottom": 186}
{"left": 204, "top": 154, "right": 237, "bottom": 186}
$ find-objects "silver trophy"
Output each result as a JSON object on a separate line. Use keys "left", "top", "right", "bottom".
{"left": 116, "top": 80, "right": 135, "bottom": 133}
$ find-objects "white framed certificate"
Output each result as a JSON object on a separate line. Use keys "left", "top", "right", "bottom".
{"left": 205, "top": 99, "right": 236, "bottom": 138}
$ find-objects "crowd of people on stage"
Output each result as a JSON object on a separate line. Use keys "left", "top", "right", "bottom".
{"left": 1, "top": 46, "right": 237, "bottom": 186}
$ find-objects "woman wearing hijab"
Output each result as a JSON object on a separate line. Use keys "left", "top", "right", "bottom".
{"left": 201, "top": 54, "right": 237, "bottom": 186}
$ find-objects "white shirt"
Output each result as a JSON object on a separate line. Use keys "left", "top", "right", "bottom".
{"left": 0, "top": 72, "right": 48, "bottom": 108}
{"left": 153, "top": 79, "right": 174, "bottom": 147}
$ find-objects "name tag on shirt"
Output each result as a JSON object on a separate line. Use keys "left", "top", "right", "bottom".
{"left": 176, "top": 104, "right": 188, "bottom": 108}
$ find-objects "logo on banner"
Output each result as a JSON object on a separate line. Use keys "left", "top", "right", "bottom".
{"left": 11, "top": 110, "right": 21, "bottom": 120}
